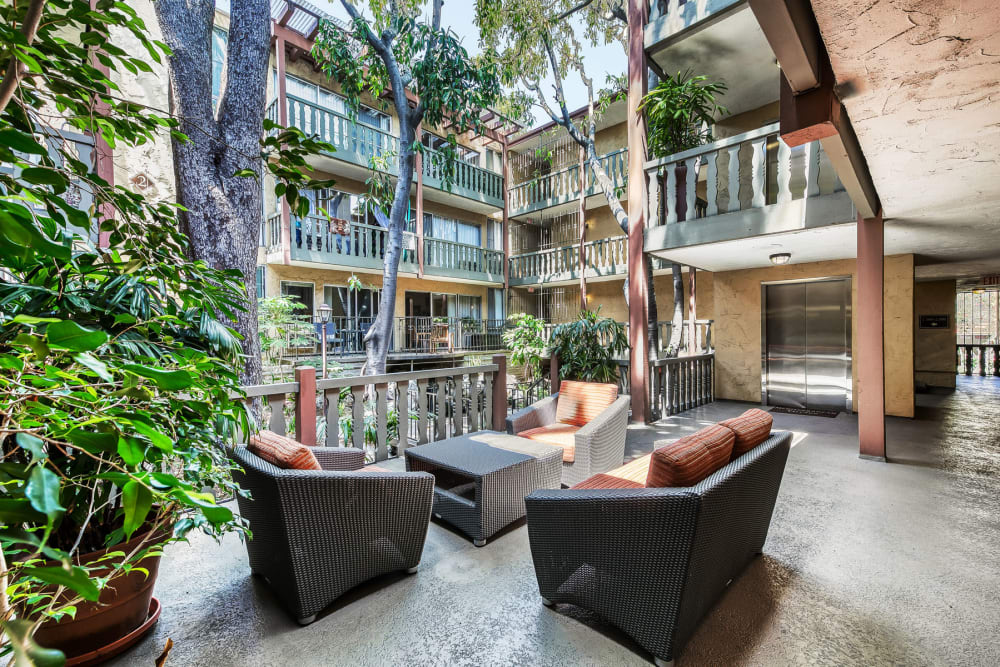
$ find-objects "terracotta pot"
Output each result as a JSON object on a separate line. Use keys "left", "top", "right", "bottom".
{"left": 33, "top": 526, "right": 170, "bottom": 663}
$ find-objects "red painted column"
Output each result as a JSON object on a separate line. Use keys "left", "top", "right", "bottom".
{"left": 492, "top": 354, "right": 508, "bottom": 431}
{"left": 294, "top": 365, "right": 317, "bottom": 446}
{"left": 626, "top": 0, "right": 651, "bottom": 423}
{"left": 857, "top": 211, "right": 885, "bottom": 460}
{"left": 416, "top": 122, "right": 425, "bottom": 278}
{"left": 502, "top": 136, "right": 510, "bottom": 292}
{"left": 276, "top": 37, "right": 292, "bottom": 265}
{"left": 550, "top": 354, "right": 560, "bottom": 395}
{"left": 89, "top": 0, "right": 115, "bottom": 248}
{"left": 578, "top": 146, "right": 588, "bottom": 309}
{"left": 688, "top": 266, "right": 697, "bottom": 353}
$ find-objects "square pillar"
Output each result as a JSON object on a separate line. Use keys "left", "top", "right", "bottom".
{"left": 857, "top": 211, "right": 885, "bottom": 460}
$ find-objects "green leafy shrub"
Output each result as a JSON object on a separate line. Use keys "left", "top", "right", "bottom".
{"left": 549, "top": 309, "right": 628, "bottom": 384}
{"left": 640, "top": 70, "right": 728, "bottom": 158}
{"left": 503, "top": 313, "right": 547, "bottom": 382}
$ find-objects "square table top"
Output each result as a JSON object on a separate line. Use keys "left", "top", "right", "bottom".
{"left": 403, "top": 431, "right": 561, "bottom": 477}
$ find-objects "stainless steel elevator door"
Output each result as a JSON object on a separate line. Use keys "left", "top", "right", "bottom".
{"left": 764, "top": 279, "right": 851, "bottom": 411}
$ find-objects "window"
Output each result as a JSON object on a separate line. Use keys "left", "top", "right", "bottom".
{"left": 256, "top": 266, "right": 266, "bottom": 300}
{"left": 323, "top": 284, "right": 380, "bottom": 321}
{"left": 488, "top": 288, "right": 505, "bottom": 321}
{"left": 424, "top": 213, "right": 481, "bottom": 247}
{"left": 486, "top": 149, "right": 502, "bottom": 174}
{"left": 284, "top": 74, "right": 390, "bottom": 131}
{"left": 280, "top": 281, "right": 314, "bottom": 318}
{"left": 429, "top": 293, "right": 481, "bottom": 320}
{"left": 957, "top": 289, "right": 999, "bottom": 345}
{"left": 211, "top": 27, "right": 228, "bottom": 110}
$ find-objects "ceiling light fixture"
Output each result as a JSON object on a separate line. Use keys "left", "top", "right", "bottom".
{"left": 769, "top": 252, "right": 791, "bottom": 265}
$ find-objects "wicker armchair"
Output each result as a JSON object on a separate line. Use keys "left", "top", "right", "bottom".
{"left": 506, "top": 391, "right": 630, "bottom": 487}
{"left": 230, "top": 446, "right": 435, "bottom": 625}
{"left": 523, "top": 431, "right": 792, "bottom": 666}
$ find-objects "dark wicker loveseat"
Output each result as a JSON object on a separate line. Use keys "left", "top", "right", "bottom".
{"left": 523, "top": 430, "right": 792, "bottom": 666}
{"left": 230, "top": 445, "right": 435, "bottom": 625}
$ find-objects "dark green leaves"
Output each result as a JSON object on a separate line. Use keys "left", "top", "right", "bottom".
{"left": 46, "top": 321, "right": 108, "bottom": 352}
{"left": 122, "top": 364, "right": 192, "bottom": 390}
{"left": 121, "top": 481, "right": 153, "bottom": 538}
{"left": 25, "top": 466, "right": 65, "bottom": 522}
{"left": 20, "top": 565, "right": 101, "bottom": 602}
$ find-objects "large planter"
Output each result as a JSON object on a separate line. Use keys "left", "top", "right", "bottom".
{"left": 33, "top": 526, "right": 170, "bottom": 665}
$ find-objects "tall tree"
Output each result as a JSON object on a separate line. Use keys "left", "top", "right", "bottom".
{"left": 476, "top": 0, "right": 667, "bottom": 355}
{"left": 312, "top": 1, "right": 501, "bottom": 374}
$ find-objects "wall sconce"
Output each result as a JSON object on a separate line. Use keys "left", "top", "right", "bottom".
{"left": 769, "top": 252, "right": 791, "bottom": 265}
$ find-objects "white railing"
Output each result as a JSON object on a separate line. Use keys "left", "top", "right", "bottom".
{"left": 508, "top": 236, "right": 627, "bottom": 284}
{"left": 509, "top": 148, "right": 628, "bottom": 215}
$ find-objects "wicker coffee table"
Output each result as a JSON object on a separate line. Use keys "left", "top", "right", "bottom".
{"left": 404, "top": 432, "right": 562, "bottom": 546}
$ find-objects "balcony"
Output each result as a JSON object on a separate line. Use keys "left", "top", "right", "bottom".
{"left": 508, "top": 236, "right": 627, "bottom": 286}
{"left": 509, "top": 148, "right": 627, "bottom": 218}
{"left": 261, "top": 214, "right": 502, "bottom": 283}
{"left": 266, "top": 95, "right": 504, "bottom": 209}
{"left": 643, "top": 123, "right": 855, "bottom": 258}
{"left": 645, "top": 0, "right": 744, "bottom": 49}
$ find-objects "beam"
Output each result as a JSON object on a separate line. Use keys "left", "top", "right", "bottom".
{"left": 627, "top": 0, "right": 651, "bottom": 423}
{"left": 857, "top": 211, "right": 885, "bottom": 461}
{"left": 503, "top": 136, "right": 511, "bottom": 291}
{"left": 747, "top": 0, "right": 821, "bottom": 94}
{"left": 416, "top": 123, "right": 425, "bottom": 278}
{"left": 779, "top": 64, "right": 880, "bottom": 219}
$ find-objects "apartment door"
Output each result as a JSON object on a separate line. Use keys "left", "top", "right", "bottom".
{"left": 763, "top": 278, "right": 852, "bottom": 412}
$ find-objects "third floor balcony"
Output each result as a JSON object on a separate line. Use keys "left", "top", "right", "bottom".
{"left": 508, "top": 236, "right": 627, "bottom": 287}
{"left": 266, "top": 95, "right": 504, "bottom": 210}
{"left": 509, "top": 148, "right": 628, "bottom": 218}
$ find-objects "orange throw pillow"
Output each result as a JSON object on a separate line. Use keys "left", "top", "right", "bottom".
{"left": 555, "top": 381, "right": 619, "bottom": 427}
{"left": 719, "top": 408, "right": 773, "bottom": 459}
{"left": 248, "top": 430, "right": 321, "bottom": 470}
{"left": 646, "top": 424, "right": 735, "bottom": 488}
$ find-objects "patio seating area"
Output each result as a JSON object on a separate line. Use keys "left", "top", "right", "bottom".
{"left": 109, "top": 376, "right": 1000, "bottom": 666}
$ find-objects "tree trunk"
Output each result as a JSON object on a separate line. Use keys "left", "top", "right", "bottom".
{"left": 363, "top": 124, "right": 416, "bottom": 375}
{"left": 155, "top": 0, "right": 271, "bottom": 386}
{"left": 666, "top": 262, "right": 684, "bottom": 356}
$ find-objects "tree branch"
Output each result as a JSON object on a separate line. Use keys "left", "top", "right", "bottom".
{"left": 556, "top": 0, "right": 596, "bottom": 22}
{"left": 0, "top": 0, "right": 47, "bottom": 116}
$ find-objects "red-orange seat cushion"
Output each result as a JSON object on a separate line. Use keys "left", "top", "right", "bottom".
{"left": 518, "top": 423, "right": 580, "bottom": 462}
{"left": 719, "top": 408, "right": 773, "bottom": 459}
{"left": 555, "top": 381, "right": 619, "bottom": 427}
{"left": 646, "top": 424, "right": 735, "bottom": 488}
{"left": 572, "top": 474, "right": 644, "bottom": 490}
{"left": 359, "top": 464, "right": 391, "bottom": 473}
{"left": 572, "top": 453, "right": 652, "bottom": 489}
{"left": 248, "top": 430, "right": 321, "bottom": 471}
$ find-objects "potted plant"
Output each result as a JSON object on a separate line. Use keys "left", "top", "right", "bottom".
{"left": 503, "top": 313, "right": 547, "bottom": 383}
{"left": 548, "top": 309, "right": 628, "bottom": 384}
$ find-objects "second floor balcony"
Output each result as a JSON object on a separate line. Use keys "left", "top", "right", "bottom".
{"left": 262, "top": 214, "right": 503, "bottom": 284}
{"left": 508, "top": 236, "right": 627, "bottom": 286}
{"left": 644, "top": 122, "right": 854, "bottom": 256}
{"left": 266, "top": 95, "right": 504, "bottom": 209}
{"left": 509, "top": 148, "right": 627, "bottom": 218}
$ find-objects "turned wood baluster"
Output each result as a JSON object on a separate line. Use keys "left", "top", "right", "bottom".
{"left": 665, "top": 163, "right": 678, "bottom": 224}
{"left": 979, "top": 346, "right": 987, "bottom": 377}
{"left": 965, "top": 345, "right": 973, "bottom": 376}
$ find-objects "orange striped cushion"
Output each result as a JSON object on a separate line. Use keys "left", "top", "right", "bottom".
{"left": 248, "top": 430, "right": 321, "bottom": 471}
{"left": 572, "top": 473, "right": 644, "bottom": 490}
{"left": 518, "top": 423, "right": 580, "bottom": 462}
{"left": 359, "top": 464, "right": 391, "bottom": 473}
{"left": 719, "top": 409, "right": 773, "bottom": 459}
{"left": 555, "top": 381, "right": 619, "bottom": 427}
{"left": 646, "top": 424, "right": 735, "bottom": 488}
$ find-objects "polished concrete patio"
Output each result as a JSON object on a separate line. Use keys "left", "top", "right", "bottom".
{"left": 112, "top": 376, "right": 1000, "bottom": 666}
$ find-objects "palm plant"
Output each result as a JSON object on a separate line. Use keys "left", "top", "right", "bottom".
{"left": 549, "top": 309, "right": 628, "bottom": 384}
{"left": 641, "top": 70, "right": 729, "bottom": 158}
{"left": 503, "top": 313, "right": 547, "bottom": 382}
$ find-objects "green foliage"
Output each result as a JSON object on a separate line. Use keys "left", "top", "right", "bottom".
{"left": 0, "top": 0, "right": 265, "bottom": 656}
{"left": 503, "top": 313, "right": 547, "bottom": 382}
{"left": 258, "top": 297, "right": 315, "bottom": 369}
{"left": 549, "top": 309, "right": 628, "bottom": 383}
{"left": 640, "top": 70, "right": 729, "bottom": 158}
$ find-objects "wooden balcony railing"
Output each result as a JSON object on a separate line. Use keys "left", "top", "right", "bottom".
{"left": 509, "top": 148, "right": 627, "bottom": 216}
{"left": 958, "top": 343, "right": 1000, "bottom": 376}
{"left": 508, "top": 236, "right": 627, "bottom": 285}
{"left": 645, "top": 123, "right": 844, "bottom": 228}
{"left": 423, "top": 237, "right": 504, "bottom": 282}
{"left": 422, "top": 147, "right": 504, "bottom": 207}
{"left": 312, "top": 316, "right": 506, "bottom": 357}
{"left": 288, "top": 216, "right": 416, "bottom": 269}
{"left": 613, "top": 353, "right": 715, "bottom": 418}
{"left": 240, "top": 361, "right": 508, "bottom": 463}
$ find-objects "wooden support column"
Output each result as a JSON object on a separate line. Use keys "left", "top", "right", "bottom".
{"left": 89, "top": 0, "right": 114, "bottom": 248}
{"left": 492, "top": 354, "right": 508, "bottom": 431}
{"left": 578, "top": 146, "right": 588, "bottom": 309}
{"left": 502, "top": 136, "right": 510, "bottom": 292}
{"left": 688, "top": 266, "right": 697, "bottom": 353}
{"left": 294, "top": 365, "right": 317, "bottom": 446}
{"left": 550, "top": 354, "right": 560, "bottom": 395}
{"left": 627, "top": 0, "right": 651, "bottom": 423}
{"left": 276, "top": 36, "right": 292, "bottom": 265}
{"left": 416, "top": 123, "right": 425, "bottom": 278}
{"left": 857, "top": 211, "right": 885, "bottom": 461}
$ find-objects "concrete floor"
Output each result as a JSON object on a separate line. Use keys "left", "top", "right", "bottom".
{"left": 111, "top": 376, "right": 1000, "bottom": 666}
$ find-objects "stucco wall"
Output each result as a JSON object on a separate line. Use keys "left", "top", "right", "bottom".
{"left": 914, "top": 280, "right": 957, "bottom": 389}
{"left": 712, "top": 255, "right": 914, "bottom": 418}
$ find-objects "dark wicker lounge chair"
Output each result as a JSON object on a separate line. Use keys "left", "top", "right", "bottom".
{"left": 523, "top": 431, "right": 792, "bottom": 665}
{"left": 230, "top": 445, "right": 435, "bottom": 625}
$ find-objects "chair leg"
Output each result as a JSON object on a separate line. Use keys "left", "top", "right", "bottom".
{"left": 297, "top": 614, "right": 317, "bottom": 626}
{"left": 653, "top": 658, "right": 673, "bottom": 667}
{"left": 540, "top": 597, "right": 553, "bottom": 607}
{"left": 406, "top": 565, "right": 419, "bottom": 574}
{"left": 473, "top": 538, "right": 487, "bottom": 547}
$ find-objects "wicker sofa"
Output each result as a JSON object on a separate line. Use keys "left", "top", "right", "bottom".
{"left": 524, "top": 430, "right": 792, "bottom": 666}
{"left": 506, "top": 382, "right": 630, "bottom": 487}
{"left": 230, "top": 445, "right": 434, "bottom": 625}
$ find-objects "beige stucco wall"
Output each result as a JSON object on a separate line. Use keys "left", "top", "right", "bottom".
{"left": 713, "top": 255, "right": 915, "bottom": 418}
{"left": 713, "top": 102, "right": 779, "bottom": 140}
{"left": 914, "top": 280, "right": 957, "bottom": 388}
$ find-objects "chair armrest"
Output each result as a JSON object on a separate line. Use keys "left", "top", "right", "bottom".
{"left": 312, "top": 447, "right": 365, "bottom": 471}
{"left": 506, "top": 392, "right": 559, "bottom": 434}
{"left": 575, "top": 395, "right": 630, "bottom": 440}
